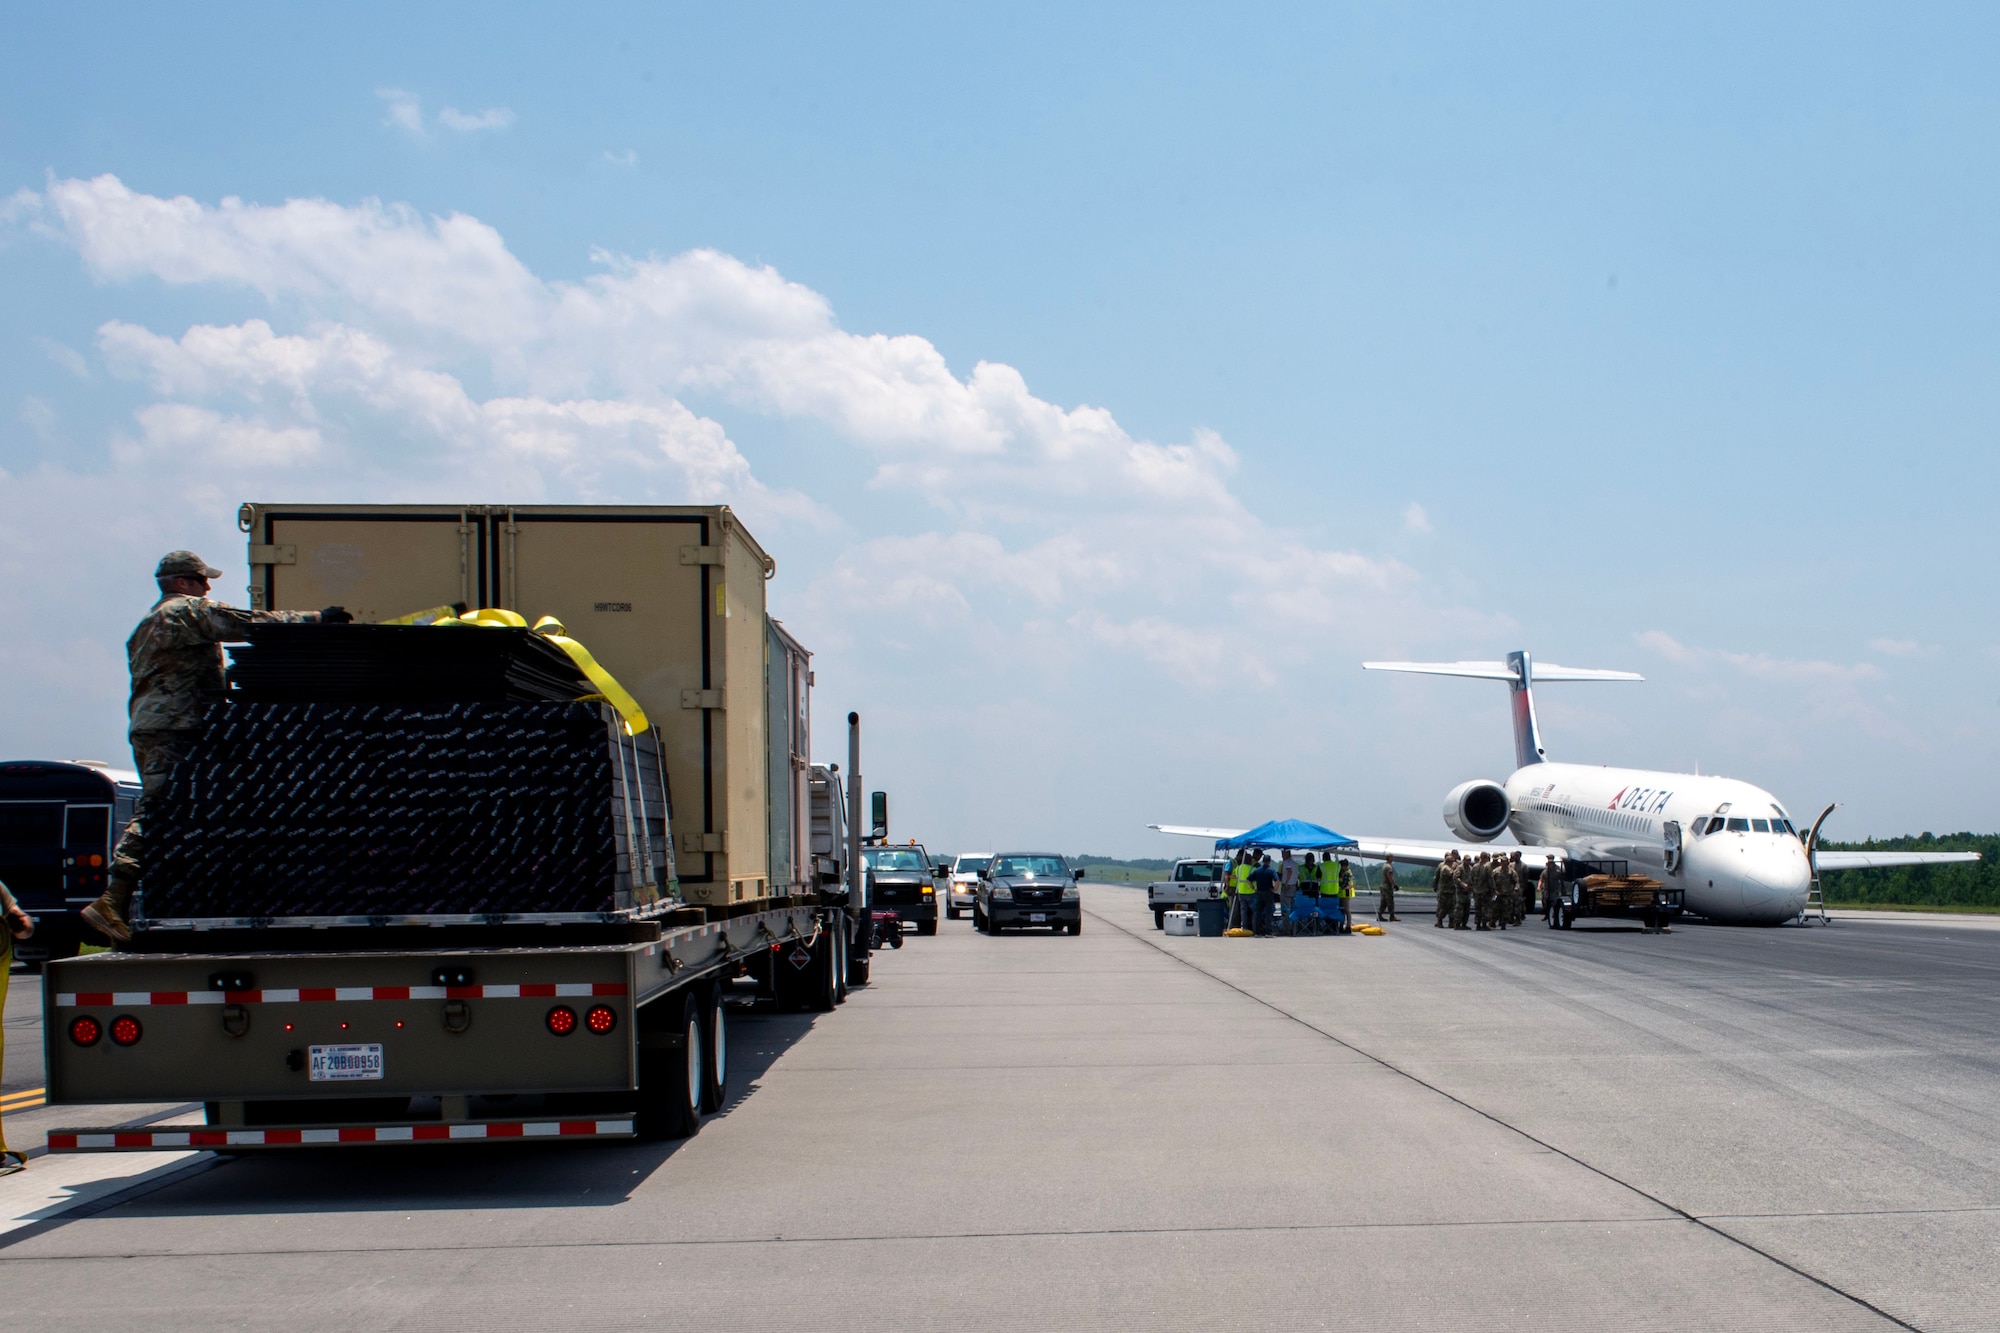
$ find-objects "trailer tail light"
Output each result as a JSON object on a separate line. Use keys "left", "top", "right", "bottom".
{"left": 546, "top": 1005, "right": 578, "bottom": 1036}
{"left": 69, "top": 1015, "right": 103, "bottom": 1047}
{"left": 110, "top": 1015, "right": 144, "bottom": 1047}
{"left": 585, "top": 1005, "right": 618, "bottom": 1035}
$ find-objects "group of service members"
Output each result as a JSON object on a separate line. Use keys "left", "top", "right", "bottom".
{"left": 1216, "top": 846, "right": 1566, "bottom": 937}
{"left": 1431, "top": 849, "right": 1562, "bottom": 931}
{"left": 1222, "top": 848, "right": 1401, "bottom": 936}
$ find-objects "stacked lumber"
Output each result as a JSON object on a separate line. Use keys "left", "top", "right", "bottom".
{"left": 1580, "top": 873, "right": 1663, "bottom": 906}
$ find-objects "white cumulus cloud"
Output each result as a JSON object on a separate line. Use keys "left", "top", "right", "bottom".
{"left": 2, "top": 174, "right": 1485, "bottom": 829}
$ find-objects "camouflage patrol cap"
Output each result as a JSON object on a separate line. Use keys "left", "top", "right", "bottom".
{"left": 156, "top": 550, "right": 223, "bottom": 580}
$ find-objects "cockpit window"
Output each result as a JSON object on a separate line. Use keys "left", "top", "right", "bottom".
{"left": 1751, "top": 818, "right": 1771, "bottom": 833}
{"left": 1725, "top": 818, "right": 1750, "bottom": 832}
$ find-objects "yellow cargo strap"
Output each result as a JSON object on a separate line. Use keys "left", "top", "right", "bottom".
{"left": 380, "top": 602, "right": 469, "bottom": 626}
{"left": 428, "top": 609, "right": 650, "bottom": 736}
{"left": 531, "top": 616, "right": 650, "bottom": 737}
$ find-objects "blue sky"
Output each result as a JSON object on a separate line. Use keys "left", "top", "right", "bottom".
{"left": 3, "top": 2, "right": 1996, "bottom": 851}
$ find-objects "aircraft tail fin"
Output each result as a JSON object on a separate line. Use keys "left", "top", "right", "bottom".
{"left": 1362, "top": 652, "right": 1643, "bottom": 769}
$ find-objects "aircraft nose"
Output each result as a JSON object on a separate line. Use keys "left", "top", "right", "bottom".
{"left": 1742, "top": 841, "right": 1812, "bottom": 917}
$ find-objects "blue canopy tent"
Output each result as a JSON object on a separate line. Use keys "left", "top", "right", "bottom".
{"left": 1213, "top": 819, "right": 1357, "bottom": 852}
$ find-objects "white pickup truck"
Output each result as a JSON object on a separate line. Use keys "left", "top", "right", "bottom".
{"left": 1144, "top": 857, "right": 1230, "bottom": 928}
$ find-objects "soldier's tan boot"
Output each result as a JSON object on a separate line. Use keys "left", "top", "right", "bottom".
{"left": 81, "top": 889, "right": 132, "bottom": 944}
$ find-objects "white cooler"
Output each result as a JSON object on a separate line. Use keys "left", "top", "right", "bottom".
{"left": 1163, "top": 910, "right": 1199, "bottom": 936}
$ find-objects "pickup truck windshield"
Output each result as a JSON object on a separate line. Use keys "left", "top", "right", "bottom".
{"left": 1173, "top": 862, "right": 1219, "bottom": 882}
{"left": 953, "top": 855, "right": 991, "bottom": 874}
{"left": 864, "top": 849, "right": 929, "bottom": 872}
{"left": 992, "top": 855, "right": 1067, "bottom": 878}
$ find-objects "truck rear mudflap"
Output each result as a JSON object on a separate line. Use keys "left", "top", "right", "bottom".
{"left": 47, "top": 1117, "right": 635, "bottom": 1152}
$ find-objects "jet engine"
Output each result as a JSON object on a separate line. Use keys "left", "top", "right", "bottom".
{"left": 1443, "top": 779, "right": 1511, "bottom": 842}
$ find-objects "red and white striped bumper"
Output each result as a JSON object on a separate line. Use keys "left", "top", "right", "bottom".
{"left": 47, "top": 1119, "right": 636, "bottom": 1151}
{"left": 53, "top": 982, "right": 627, "bottom": 1009}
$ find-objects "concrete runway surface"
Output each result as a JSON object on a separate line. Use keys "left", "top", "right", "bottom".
{"left": 2, "top": 889, "right": 1996, "bottom": 1331}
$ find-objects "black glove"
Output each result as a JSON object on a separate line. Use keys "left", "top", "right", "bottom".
{"left": 319, "top": 606, "right": 354, "bottom": 624}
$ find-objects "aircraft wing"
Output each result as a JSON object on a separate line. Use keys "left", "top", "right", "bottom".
{"left": 1337, "top": 837, "right": 1567, "bottom": 871}
{"left": 1152, "top": 824, "right": 1563, "bottom": 870}
{"left": 1813, "top": 850, "right": 1981, "bottom": 871}
{"left": 1148, "top": 824, "right": 1249, "bottom": 840}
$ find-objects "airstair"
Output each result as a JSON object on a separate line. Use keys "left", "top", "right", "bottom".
{"left": 1798, "top": 802, "right": 1837, "bottom": 926}
{"left": 1798, "top": 872, "right": 1828, "bottom": 926}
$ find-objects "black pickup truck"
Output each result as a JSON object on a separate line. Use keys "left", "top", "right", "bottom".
{"left": 863, "top": 844, "right": 941, "bottom": 937}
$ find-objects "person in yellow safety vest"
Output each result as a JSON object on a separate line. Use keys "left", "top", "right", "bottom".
{"left": 1336, "top": 858, "right": 1356, "bottom": 934}
{"left": 1228, "top": 852, "right": 1255, "bottom": 931}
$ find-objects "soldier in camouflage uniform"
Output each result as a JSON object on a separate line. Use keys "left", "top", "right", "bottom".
{"left": 1502, "top": 851, "right": 1525, "bottom": 927}
{"left": 81, "top": 551, "right": 348, "bottom": 943}
{"left": 1539, "top": 856, "right": 1564, "bottom": 923}
{"left": 1433, "top": 851, "right": 1457, "bottom": 928}
{"left": 1473, "top": 853, "right": 1497, "bottom": 930}
{"left": 1451, "top": 853, "right": 1474, "bottom": 929}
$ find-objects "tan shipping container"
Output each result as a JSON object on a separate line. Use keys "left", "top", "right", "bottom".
{"left": 235, "top": 502, "right": 801, "bottom": 908}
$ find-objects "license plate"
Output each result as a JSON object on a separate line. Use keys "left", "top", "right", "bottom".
{"left": 309, "top": 1043, "right": 384, "bottom": 1082}
{"left": 1030, "top": 913, "right": 1047, "bottom": 922}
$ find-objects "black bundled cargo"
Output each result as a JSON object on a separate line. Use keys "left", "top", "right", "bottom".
{"left": 137, "top": 697, "right": 677, "bottom": 927}
{"left": 225, "top": 622, "right": 596, "bottom": 704}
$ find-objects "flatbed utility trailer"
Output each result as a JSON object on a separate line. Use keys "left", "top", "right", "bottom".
{"left": 1549, "top": 862, "right": 1682, "bottom": 933}
{"left": 45, "top": 501, "right": 869, "bottom": 1151}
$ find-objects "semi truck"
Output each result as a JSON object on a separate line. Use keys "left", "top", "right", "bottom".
{"left": 45, "top": 502, "right": 874, "bottom": 1151}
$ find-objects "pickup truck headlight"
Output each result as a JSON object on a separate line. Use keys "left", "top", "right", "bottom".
{"left": 1062, "top": 885, "right": 1080, "bottom": 900}
{"left": 991, "top": 885, "right": 1012, "bottom": 901}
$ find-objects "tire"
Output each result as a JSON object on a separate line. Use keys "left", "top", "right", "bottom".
{"left": 833, "top": 922, "right": 849, "bottom": 1003}
{"left": 809, "top": 932, "right": 838, "bottom": 1013}
{"left": 946, "top": 905, "right": 961, "bottom": 920}
{"left": 700, "top": 983, "right": 729, "bottom": 1112}
{"left": 849, "top": 917, "right": 871, "bottom": 987}
{"left": 1153, "top": 909, "right": 1165, "bottom": 930}
{"left": 916, "top": 919, "right": 937, "bottom": 937}
{"left": 973, "top": 905, "right": 987, "bottom": 934}
{"left": 638, "top": 991, "right": 704, "bottom": 1140}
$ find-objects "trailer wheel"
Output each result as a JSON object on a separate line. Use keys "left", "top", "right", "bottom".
{"left": 699, "top": 984, "right": 729, "bottom": 1113}
{"left": 848, "top": 916, "right": 871, "bottom": 987}
{"left": 807, "top": 932, "right": 837, "bottom": 1013}
{"left": 639, "top": 991, "right": 704, "bottom": 1140}
{"left": 833, "top": 926, "right": 849, "bottom": 1003}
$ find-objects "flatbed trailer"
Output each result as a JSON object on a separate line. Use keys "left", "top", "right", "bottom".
{"left": 1549, "top": 863, "right": 1682, "bottom": 933}
{"left": 45, "top": 901, "right": 846, "bottom": 1150}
